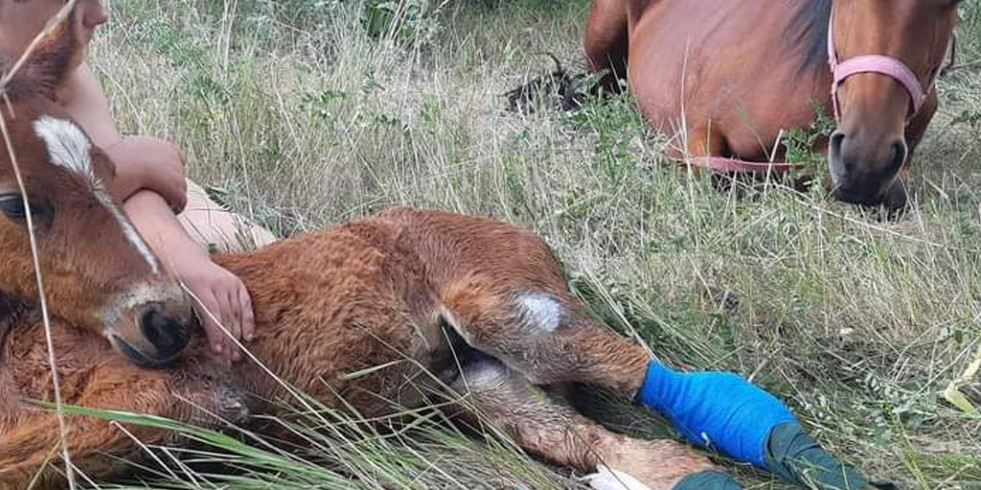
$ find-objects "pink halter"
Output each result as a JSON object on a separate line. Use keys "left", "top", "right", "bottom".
{"left": 691, "top": 5, "right": 942, "bottom": 175}
{"left": 827, "top": 5, "right": 934, "bottom": 122}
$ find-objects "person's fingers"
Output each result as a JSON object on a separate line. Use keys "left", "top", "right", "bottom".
{"left": 217, "top": 290, "right": 238, "bottom": 362}
{"left": 225, "top": 288, "right": 244, "bottom": 362}
{"left": 238, "top": 285, "right": 256, "bottom": 343}
{"left": 193, "top": 291, "right": 224, "bottom": 356}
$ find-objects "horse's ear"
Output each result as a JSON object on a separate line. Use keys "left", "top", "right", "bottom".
{"left": 9, "top": 9, "right": 80, "bottom": 101}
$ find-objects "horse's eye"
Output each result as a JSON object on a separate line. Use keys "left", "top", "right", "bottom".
{"left": 0, "top": 194, "right": 27, "bottom": 219}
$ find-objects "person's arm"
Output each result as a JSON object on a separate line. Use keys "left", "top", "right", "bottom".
{"left": 60, "top": 63, "right": 255, "bottom": 361}
{"left": 61, "top": 63, "right": 186, "bottom": 209}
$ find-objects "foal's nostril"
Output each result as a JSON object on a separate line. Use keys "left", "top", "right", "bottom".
{"left": 139, "top": 307, "right": 190, "bottom": 360}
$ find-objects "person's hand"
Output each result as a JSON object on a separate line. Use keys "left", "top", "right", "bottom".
{"left": 105, "top": 136, "right": 187, "bottom": 213}
{"left": 171, "top": 251, "right": 255, "bottom": 362}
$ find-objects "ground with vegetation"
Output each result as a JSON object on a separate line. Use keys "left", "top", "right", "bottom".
{"left": 81, "top": 0, "right": 981, "bottom": 488}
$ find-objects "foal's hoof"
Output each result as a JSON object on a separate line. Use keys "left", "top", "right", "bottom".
{"left": 209, "top": 385, "right": 251, "bottom": 425}
{"left": 583, "top": 465, "right": 653, "bottom": 490}
{"left": 177, "top": 379, "right": 252, "bottom": 428}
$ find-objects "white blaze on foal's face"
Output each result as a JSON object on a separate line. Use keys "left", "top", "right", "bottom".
{"left": 31, "top": 116, "right": 160, "bottom": 275}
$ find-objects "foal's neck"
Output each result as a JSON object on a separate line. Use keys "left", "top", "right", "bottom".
{"left": 0, "top": 291, "right": 28, "bottom": 346}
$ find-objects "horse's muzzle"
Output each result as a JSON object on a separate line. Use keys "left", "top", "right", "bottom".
{"left": 828, "top": 130, "right": 908, "bottom": 209}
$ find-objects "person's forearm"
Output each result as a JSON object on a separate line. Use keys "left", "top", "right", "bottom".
{"left": 123, "top": 190, "right": 207, "bottom": 270}
{"left": 62, "top": 64, "right": 187, "bottom": 210}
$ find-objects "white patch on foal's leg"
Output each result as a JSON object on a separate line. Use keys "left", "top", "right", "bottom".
{"left": 582, "top": 465, "right": 654, "bottom": 490}
{"left": 32, "top": 116, "right": 160, "bottom": 274}
{"left": 516, "top": 292, "right": 563, "bottom": 333}
{"left": 458, "top": 357, "right": 510, "bottom": 391}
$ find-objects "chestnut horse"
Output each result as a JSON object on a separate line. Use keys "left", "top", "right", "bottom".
{"left": 583, "top": 0, "right": 961, "bottom": 209}
{"left": 1, "top": 10, "right": 883, "bottom": 490}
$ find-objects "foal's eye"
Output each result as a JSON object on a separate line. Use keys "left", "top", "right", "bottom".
{"left": 0, "top": 193, "right": 50, "bottom": 223}
{"left": 0, "top": 194, "right": 27, "bottom": 219}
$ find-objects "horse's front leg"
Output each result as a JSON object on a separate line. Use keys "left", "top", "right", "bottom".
{"left": 0, "top": 359, "right": 247, "bottom": 490}
{"left": 585, "top": 0, "right": 630, "bottom": 92}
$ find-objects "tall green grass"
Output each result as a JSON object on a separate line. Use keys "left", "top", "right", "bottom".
{"left": 70, "top": 0, "right": 981, "bottom": 488}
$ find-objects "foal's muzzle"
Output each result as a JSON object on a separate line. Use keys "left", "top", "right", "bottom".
{"left": 141, "top": 306, "right": 191, "bottom": 359}
{"left": 112, "top": 303, "right": 190, "bottom": 367}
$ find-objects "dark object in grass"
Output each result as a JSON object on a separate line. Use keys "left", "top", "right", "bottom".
{"left": 504, "top": 52, "right": 589, "bottom": 114}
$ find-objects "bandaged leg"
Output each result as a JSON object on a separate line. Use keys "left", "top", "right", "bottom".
{"left": 635, "top": 362, "right": 881, "bottom": 489}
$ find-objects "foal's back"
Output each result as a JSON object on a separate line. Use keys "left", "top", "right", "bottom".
{"left": 214, "top": 210, "right": 453, "bottom": 413}
{"left": 214, "top": 207, "right": 575, "bottom": 416}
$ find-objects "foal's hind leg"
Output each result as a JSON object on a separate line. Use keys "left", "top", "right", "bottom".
{"left": 449, "top": 357, "right": 722, "bottom": 490}
{"left": 381, "top": 207, "right": 652, "bottom": 398}
{"left": 440, "top": 283, "right": 650, "bottom": 396}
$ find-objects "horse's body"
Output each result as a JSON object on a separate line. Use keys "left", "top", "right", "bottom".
{"left": 608, "top": 1, "right": 839, "bottom": 160}
{"left": 584, "top": 0, "right": 960, "bottom": 208}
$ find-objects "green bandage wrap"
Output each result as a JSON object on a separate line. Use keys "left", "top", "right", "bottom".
{"left": 672, "top": 471, "right": 745, "bottom": 490}
{"left": 764, "top": 422, "right": 869, "bottom": 490}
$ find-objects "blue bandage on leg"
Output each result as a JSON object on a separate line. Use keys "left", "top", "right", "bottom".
{"left": 636, "top": 361, "right": 881, "bottom": 490}
{"left": 634, "top": 361, "right": 798, "bottom": 468}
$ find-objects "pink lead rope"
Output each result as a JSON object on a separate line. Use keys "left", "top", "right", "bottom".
{"left": 691, "top": 4, "right": 938, "bottom": 175}
{"left": 689, "top": 156, "right": 798, "bottom": 175}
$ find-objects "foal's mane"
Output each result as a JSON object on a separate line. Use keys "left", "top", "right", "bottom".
{"left": 785, "top": 0, "right": 833, "bottom": 76}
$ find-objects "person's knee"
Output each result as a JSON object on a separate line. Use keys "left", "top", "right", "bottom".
{"left": 178, "top": 179, "right": 277, "bottom": 252}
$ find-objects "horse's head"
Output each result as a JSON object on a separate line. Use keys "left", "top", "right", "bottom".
{"left": 827, "top": 0, "right": 960, "bottom": 208}
{"left": 0, "top": 10, "right": 193, "bottom": 366}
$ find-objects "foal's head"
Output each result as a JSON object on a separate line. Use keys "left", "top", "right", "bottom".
{"left": 827, "top": 0, "right": 960, "bottom": 208}
{"left": 0, "top": 13, "right": 193, "bottom": 366}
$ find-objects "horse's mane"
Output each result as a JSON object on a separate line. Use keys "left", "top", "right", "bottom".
{"left": 786, "top": 0, "right": 833, "bottom": 76}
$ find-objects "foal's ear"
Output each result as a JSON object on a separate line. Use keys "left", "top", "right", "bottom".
{"left": 8, "top": 9, "right": 80, "bottom": 101}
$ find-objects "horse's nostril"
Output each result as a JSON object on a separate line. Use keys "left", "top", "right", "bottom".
{"left": 889, "top": 141, "right": 907, "bottom": 173}
{"left": 828, "top": 131, "right": 849, "bottom": 175}
{"left": 830, "top": 131, "right": 846, "bottom": 155}
{"left": 139, "top": 307, "right": 190, "bottom": 359}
